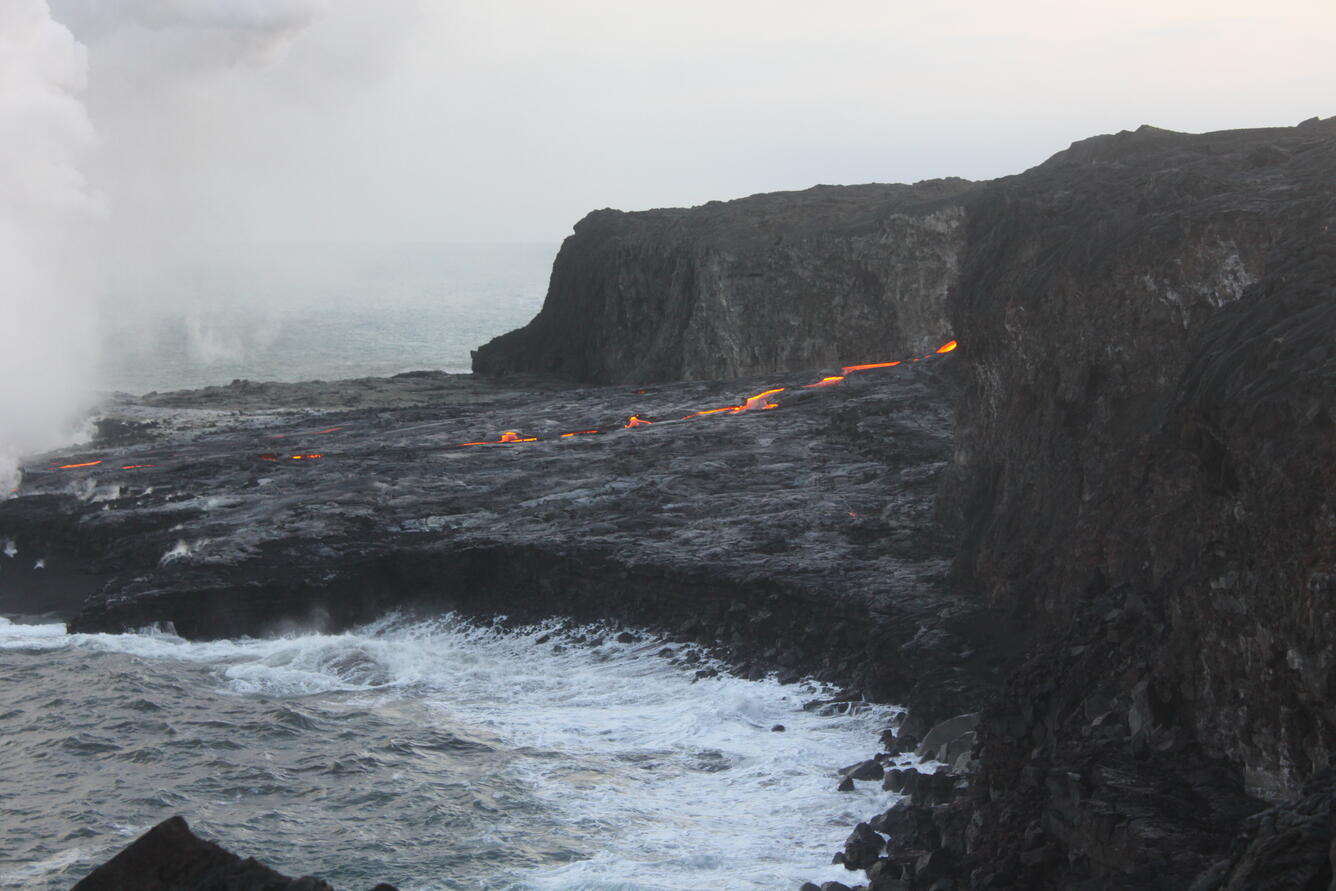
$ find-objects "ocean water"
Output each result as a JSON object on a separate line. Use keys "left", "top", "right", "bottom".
{"left": 6, "top": 245, "right": 918, "bottom": 889}
{"left": 0, "top": 615, "right": 908, "bottom": 890}
{"left": 96, "top": 243, "right": 556, "bottom": 395}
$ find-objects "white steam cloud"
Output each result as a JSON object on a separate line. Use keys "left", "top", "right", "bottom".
{"left": 0, "top": 0, "right": 102, "bottom": 492}
{"left": 51, "top": 0, "right": 328, "bottom": 65}
{"left": 0, "top": 0, "right": 338, "bottom": 492}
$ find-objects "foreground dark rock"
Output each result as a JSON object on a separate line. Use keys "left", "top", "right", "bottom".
{"left": 71, "top": 816, "right": 396, "bottom": 891}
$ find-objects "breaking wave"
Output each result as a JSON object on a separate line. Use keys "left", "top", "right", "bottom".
{"left": 0, "top": 614, "right": 910, "bottom": 890}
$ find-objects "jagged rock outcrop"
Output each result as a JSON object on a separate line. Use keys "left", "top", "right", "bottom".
{"left": 473, "top": 117, "right": 1334, "bottom": 889}
{"left": 71, "top": 815, "right": 396, "bottom": 891}
{"left": 924, "top": 118, "right": 1336, "bottom": 887}
{"left": 472, "top": 180, "right": 973, "bottom": 384}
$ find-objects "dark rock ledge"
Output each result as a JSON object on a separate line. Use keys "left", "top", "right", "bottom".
{"left": 9, "top": 359, "right": 996, "bottom": 889}
{"left": 3, "top": 358, "right": 987, "bottom": 716}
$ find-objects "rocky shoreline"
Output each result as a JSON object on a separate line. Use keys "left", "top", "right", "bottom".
{"left": 5, "top": 355, "right": 993, "bottom": 889}
{"left": 474, "top": 117, "right": 1336, "bottom": 890}
{"left": 3, "top": 117, "right": 1333, "bottom": 889}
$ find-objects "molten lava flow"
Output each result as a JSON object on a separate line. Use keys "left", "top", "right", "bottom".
{"left": 742, "top": 388, "right": 784, "bottom": 411}
{"left": 841, "top": 360, "right": 900, "bottom": 374}
{"left": 460, "top": 432, "right": 539, "bottom": 446}
{"left": 34, "top": 338, "right": 961, "bottom": 470}
{"left": 683, "top": 387, "right": 787, "bottom": 419}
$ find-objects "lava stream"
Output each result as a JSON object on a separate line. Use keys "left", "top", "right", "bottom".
{"left": 32, "top": 340, "right": 959, "bottom": 469}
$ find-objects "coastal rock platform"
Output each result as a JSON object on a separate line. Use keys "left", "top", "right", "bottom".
{"left": 1, "top": 351, "right": 996, "bottom": 718}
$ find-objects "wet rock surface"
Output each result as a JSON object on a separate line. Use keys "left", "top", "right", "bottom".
{"left": 1, "top": 357, "right": 990, "bottom": 714}
{"left": 70, "top": 815, "right": 395, "bottom": 891}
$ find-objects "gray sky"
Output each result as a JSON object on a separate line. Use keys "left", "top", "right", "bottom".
{"left": 50, "top": 0, "right": 1336, "bottom": 245}
{"left": 2, "top": 0, "right": 1333, "bottom": 480}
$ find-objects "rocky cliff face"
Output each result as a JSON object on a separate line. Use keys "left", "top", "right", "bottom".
{"left": 472, "top": 180, "right": 972, "bottom": 383}
{"left": 6, "top": 119, "right": 1332, "bottom": 890}
{"left": 474, "top": 118, "right": 1336, "bottom": 888}
{"left": 931, "top": 118, "right": 1336, "bottom": 888}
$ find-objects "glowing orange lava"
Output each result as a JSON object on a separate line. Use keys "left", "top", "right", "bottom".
{"left": 743, "top": 388, "right": 784, "bottom": 410}
{"left": 841, "top": 360, "right": 901, "bottom": 374}
{"left": 460, "top": 432, "right": 538, "bottom": 446}
{"left": 43, "top": 338, "right": 961, "bottom": 468}
{"left": 683, "top": 387, "right": 786, "bottom": 419}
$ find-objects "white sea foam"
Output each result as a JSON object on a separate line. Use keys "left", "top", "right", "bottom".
{"left": 0, "top": 616, "right": 69, "bottom": 650}
{"left": 0, "top": 614, "right": 913, "bottom": 889}
{"left": 0, "top": 845, "right": 88, "bottom": 889}
{"left": 159, "top": 538, "right": 211, "bottom": 565}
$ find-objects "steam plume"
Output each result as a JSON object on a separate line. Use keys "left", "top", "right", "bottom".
{"left": 0, "top": 0, "right": 102, "bottom": 491}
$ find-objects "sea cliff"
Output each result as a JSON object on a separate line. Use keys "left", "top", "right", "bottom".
{"left": 475, "top": 117, "right": 1336, "bottom": 888}
{"left": 5, "top": 117, "right": 1333, "bottom": 889}
{"left": 471, "top": 180, "right": 972, "bottom": 383}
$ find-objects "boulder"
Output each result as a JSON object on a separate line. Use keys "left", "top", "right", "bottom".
{"left": 69, "top": 816, "right": 392, "bottom": 891}
{"left": 841, "top": 759, "right": 886, "bottom": 781}
{"left": 842, "top": 822, "right": 885, "bottom": 870}
{"left": 914, "top": 713, "right": 980, "bottom": 761}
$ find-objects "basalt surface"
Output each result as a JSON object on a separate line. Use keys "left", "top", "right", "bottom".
{"left": 0, "top": 354, "right": 996, "bottom": 719}
{"left": 71, "top": 815, "right": 396, "bottom": 891}
{"left": 920, "top": 118, "right": 1336, "bottom": 889}
{"left": 472, "top": 179, "right": 973, "bottom": 384}
{"left": 475, "top": 118, "right": 1335, "bottom": 889}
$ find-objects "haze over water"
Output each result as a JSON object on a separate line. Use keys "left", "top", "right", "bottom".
{"left": 97, "top": 243, "right": 555, "bottom": 395}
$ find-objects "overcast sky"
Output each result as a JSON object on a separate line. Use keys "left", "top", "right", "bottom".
{"left": 47, "top": 0, "right": 1336, "bottom": 245}
{"left": 2, "top": 0, "right": 1332, "bottom": 481}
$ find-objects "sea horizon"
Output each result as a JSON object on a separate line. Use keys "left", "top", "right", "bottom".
{"left": 95, "top": 242, "right": 558, "bottom": 396}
